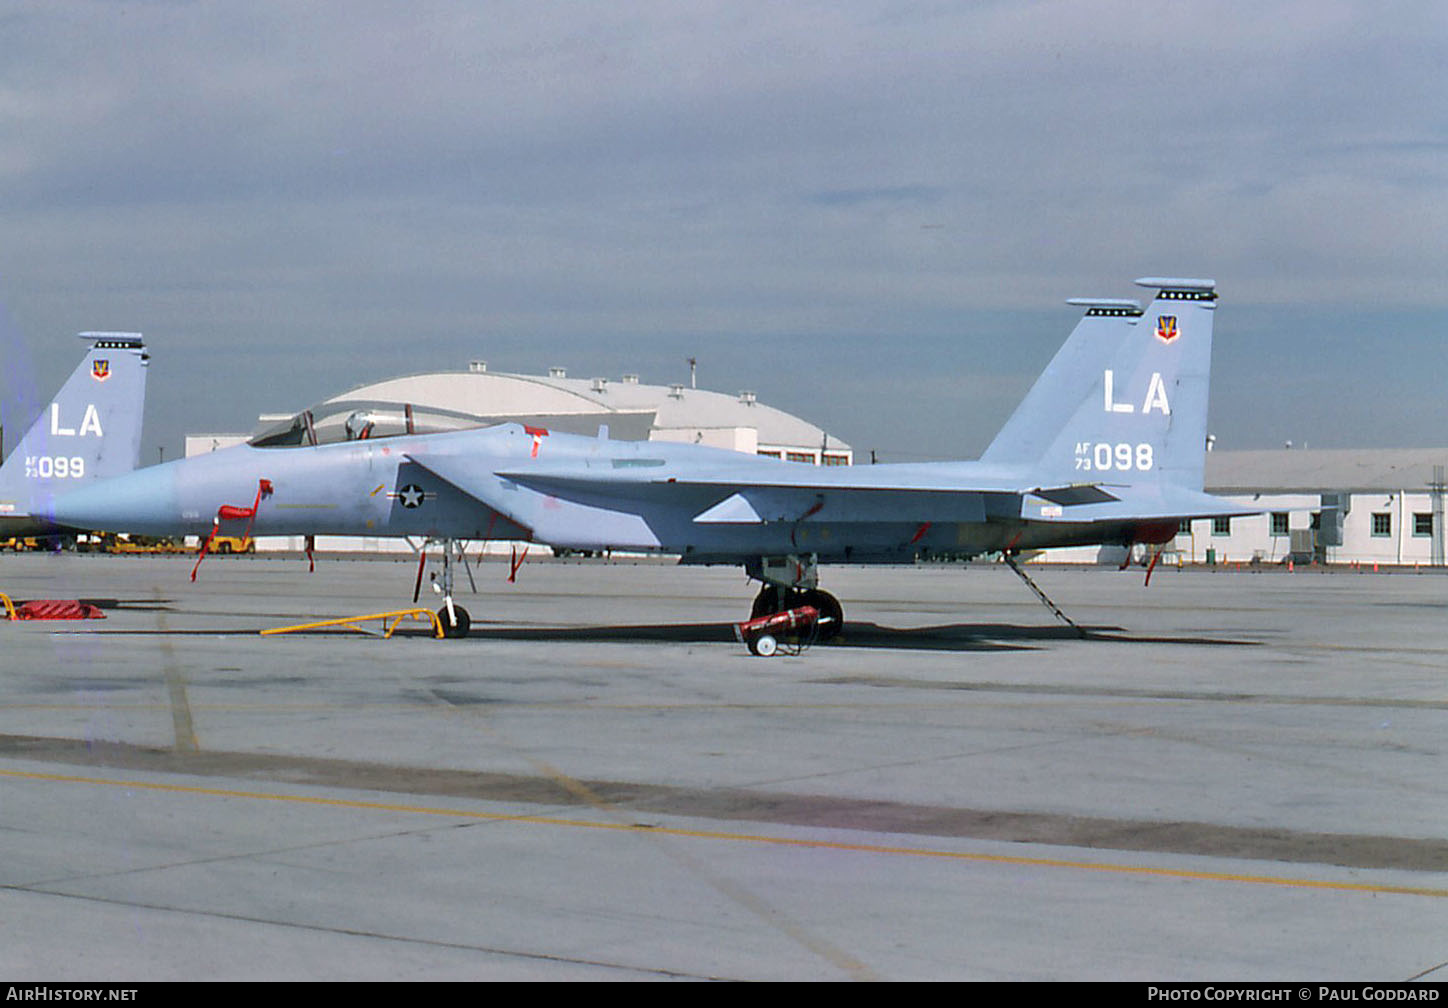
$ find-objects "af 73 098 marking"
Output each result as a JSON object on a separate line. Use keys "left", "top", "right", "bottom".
{"left": 1074, "top": 442, "right": 1154, "bottom": 472}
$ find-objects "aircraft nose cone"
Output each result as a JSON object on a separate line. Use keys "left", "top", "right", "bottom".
{"left": 51, "top": 464, "right": 180, "bottom": 535}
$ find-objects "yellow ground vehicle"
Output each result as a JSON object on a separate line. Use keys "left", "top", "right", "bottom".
{"left": 210, "top": 535, "right": 255, "bottom": 554}
{"left": 104, "top": 534, "right": 190, "bottom": 554}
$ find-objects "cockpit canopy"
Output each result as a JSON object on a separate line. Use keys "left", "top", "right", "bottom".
{"left": 248, "top": 401, "right": 485, "bottom": 448}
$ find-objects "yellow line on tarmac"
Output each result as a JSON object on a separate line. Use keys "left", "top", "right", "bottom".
{"left": 3, "top": 765, "right": 1446, "bottom": 900}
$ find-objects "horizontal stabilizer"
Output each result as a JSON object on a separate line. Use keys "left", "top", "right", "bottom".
{"left": 1025, "top": 483, "right": 1256, "bottom": 524}
{"left": 1030, "top": 484, "right": 1120, "bottom": 506}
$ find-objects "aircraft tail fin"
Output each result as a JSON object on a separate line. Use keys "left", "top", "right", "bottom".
{"left": 981, "top": 278, "right": 1217, "bottom": 490}
{"left": 0, "top": 332, "right": 150, "bottom": 530}
{"left": 980, "top": 297, "right": 1142, "bottom": 467}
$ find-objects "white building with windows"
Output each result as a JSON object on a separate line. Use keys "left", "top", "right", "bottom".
{"left": 1051, "top": 448, "right": 1448, "bottom": 567}
{"left": 1019, "top": 448, "right": 1448, "bottom": 567}
{"left": 1189, "top": 448, "right": 1447, "bottom": 567}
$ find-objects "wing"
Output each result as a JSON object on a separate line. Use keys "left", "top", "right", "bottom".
{"left": 497, "top": 469, "right": 1128, "bottom": 525}
{"left": 406, "top": 449, "right": 1170, "bottom": 532}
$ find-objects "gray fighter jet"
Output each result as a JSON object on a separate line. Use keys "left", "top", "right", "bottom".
{"left": 41, "top": 278, "right": 1251, "bottom": 637}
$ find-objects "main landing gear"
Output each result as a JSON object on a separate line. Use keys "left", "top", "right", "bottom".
{"left": 750, "top": 584, "right": 844, "bottom": 640}
{"left": 743, "top": 554, "right": 844, "bottom": 650}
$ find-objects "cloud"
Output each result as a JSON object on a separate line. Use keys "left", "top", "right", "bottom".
{"left": 1, "top": 1, "right": 1446, "bottom": 457}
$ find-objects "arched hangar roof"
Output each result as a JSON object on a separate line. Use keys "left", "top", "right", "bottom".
{"left": 250, "top": 365, "right": 851, "bottom": 462}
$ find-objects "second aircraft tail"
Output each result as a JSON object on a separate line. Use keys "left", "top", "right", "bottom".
{"left": 0, "top": 332, "right": 150, "bottom": 532}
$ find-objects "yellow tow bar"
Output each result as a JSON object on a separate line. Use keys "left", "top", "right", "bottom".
{"left": 261, "top": 608, "right": 444, "bottom": 639}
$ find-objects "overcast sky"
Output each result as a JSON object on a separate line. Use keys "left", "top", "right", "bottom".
{"left": 2, "top": 0, "right": 1446, "bottom": 463}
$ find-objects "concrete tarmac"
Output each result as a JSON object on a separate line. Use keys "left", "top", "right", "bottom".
{"left": 1, "top": 552, "right": 1446, "bottom": 981}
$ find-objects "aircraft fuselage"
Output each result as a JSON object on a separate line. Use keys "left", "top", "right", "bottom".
{"left": 47, "top": 420, "right": 1170, "bottom": 565}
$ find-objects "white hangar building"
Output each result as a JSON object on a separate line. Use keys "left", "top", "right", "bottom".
{"left": 190, "top": 361, "right": 851, "bottom": 466}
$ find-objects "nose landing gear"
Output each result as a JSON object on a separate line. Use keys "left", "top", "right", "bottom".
{"left": 435, "top": 600, "right": 471, "bottom": 639}
{"left": 414, "top": 538, "right": 476, "bottom": 639}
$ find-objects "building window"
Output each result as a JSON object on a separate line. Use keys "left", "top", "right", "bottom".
{"left": 756, "top": 450, "right": 781, "bottom": 459}
{"left": 1178, "top": 518, "right": 1192, "bottom": 535}
{"left": 785, "top": 451, "right": 816, "bottom": 464}
{"left": 1371, "top": 513, "right": 1392, "bottom": 538}
{"left": 822, "top": 453, "right": 849, "bottom": 466}
{"left": 1414, "top": 513, "right": 1434, "bottom": 537}
{"left": 1270, "top": 512, "right": 1289, "bottom": 536}
{"left": 1213, "top": 516, "right": 1231, "bottom": 536}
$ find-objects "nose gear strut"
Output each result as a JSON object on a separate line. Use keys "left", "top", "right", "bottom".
{"left": 413, "top": 537, "right": 475, "bottom": 638}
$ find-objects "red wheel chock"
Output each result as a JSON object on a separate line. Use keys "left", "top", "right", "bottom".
{"left": 3, "top": 595, "right": 105, "bottom": 621}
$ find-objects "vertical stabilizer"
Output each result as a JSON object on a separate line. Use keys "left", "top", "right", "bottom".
{"left": 0, "top": 332, "right": 149, "bottom": 530}
{"left": 984, "top": 279, "right": 1217, "bottom": 490}
{"left": 981, "top": 298, "right": 1142, "bottom": 466}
